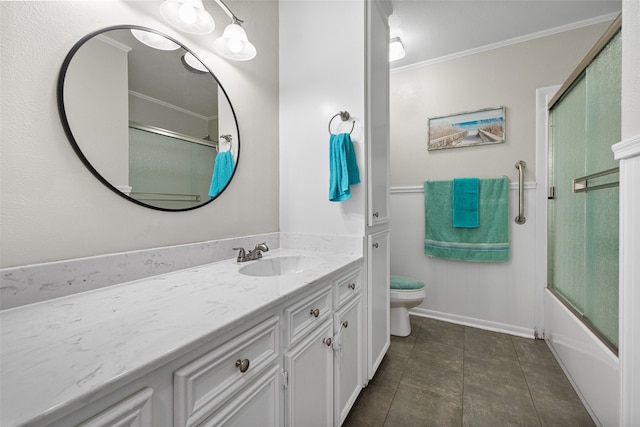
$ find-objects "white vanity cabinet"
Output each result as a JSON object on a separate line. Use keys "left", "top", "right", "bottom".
{"left": 3, "top": 254, "right": 364, "bottom": 427}
{"left": 333, "top": 294, "right": 363, "bottom": 426}
{"left": 173, "top": 316, "right": 281, "bottom": 426}
{"left": 283, "top": 265, "right": 364, "bottom": 427}
{"left": 284, "top": 319, "right": 335, "bottom": 427}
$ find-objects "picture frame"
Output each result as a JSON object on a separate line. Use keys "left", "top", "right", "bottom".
{"left": 427, "top": 106, "right": 506, "bottom": 151}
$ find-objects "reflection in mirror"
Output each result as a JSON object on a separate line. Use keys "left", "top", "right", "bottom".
{"left": 58, "top": 26, "right": 239, "bottom": 211}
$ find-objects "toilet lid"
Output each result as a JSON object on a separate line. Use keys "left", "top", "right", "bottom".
{"left": 390, "top": 275, "right": 424, "bottom": 290}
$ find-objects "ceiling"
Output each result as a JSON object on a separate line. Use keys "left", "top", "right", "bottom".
{"left": 389, "top": 0, "right": 622, "bottom": 69}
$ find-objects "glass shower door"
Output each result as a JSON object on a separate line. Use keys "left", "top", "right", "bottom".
{"left": 548, "top": 30, "right": 621, "bottom": 351}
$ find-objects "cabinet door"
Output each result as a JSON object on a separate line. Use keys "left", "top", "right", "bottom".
{"left": 367, "top": 230, "right": 390, "bottom": 379}
{"left": 76, "top": 388, "right": 154, "bottom": 427}
{"left": 199, "top": 366, "right": 281, "bottom": 427}
{"left": 366, "top": 0, "right": 391, "bottom": 227}
{"left": 284, "top": 320, "right": 334, "bottom": 427}
{"left": 334, "top": 295, "right": 363, "bottom": 426}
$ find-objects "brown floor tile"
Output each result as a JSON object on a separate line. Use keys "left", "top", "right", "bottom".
{"left": 412, "top": 339, "right": 464, "bottom": 373}
{"left": 384, "top": 386, "right": 462, "bottom": 427}
{"left": 520, "top": 363, "right": 581, "bottom": 404}
{"left": 533, "top": 393, "right": 595, "bottom": 427}
{"left": 418, "top": 318, "right": 465, "bottom": 348}
{"left": 464, "top": 351, "right": 528, "bottom": 392}
{"left": 399, "top": 359, "right": 463, "bottom": 401}
{"left": 463, "top": 381, "right": 540, "bottom": 427}
{"left": 512, "top": 336, "right": 559, "bottom": 368}
{"left": 346, "top": 381, "right": 396, "bottom": 427}
{"left": 345, "top": 316, "right": 595, "bottom": 427}
{"left": 464, "top": 327, "right": 518, "bottom": 360}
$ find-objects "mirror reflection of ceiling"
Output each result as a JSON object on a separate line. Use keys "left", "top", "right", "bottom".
{"left": 389, "top": 0, "right": 622, "bottom": 69}
{"left": 106, "top": 30, "right": 217, "bottom": 119}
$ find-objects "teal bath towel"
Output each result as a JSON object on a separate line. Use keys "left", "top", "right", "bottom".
{"left": 329, "top": 133, "right": 360, "bottom": 202}
{"left": 208, "top": 151, "right": 235, "bottom": 198}
{"left": 424, "top": 177, "right": 509, "bottom": 262}
{"left": 453, "top": 177, "right": 479, "bottom": 228}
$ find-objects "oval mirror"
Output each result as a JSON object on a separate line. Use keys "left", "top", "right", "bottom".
{"left": 58, "top": 25, "right": 239, "bottom": 211}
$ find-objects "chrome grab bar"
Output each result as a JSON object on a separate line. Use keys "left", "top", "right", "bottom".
{"left": 572, "top": 167, "right": 619, "bottom": 193}
{"left": 515, "top": 160, "right": 526, "bottom": 225}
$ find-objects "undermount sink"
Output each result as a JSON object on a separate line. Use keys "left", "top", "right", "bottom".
{"left": 239, "top": 255, "right": 323, "bottom": 277}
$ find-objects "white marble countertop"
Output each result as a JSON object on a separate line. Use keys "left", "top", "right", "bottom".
{"left": 0, "top": 248, "right": 362, "bottom": 427}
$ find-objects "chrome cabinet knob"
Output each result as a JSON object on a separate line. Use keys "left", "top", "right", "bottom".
{"left": 341, "top": 321, "right": 349, "bottom": 329}
{"left": 348, "top": 283, "right": 356, "bottom": 290}
{"left": 373, "top": 211, "right": 379, "bottom": 218}
{"left": 373, "top": 243, "right": 379, "bottom": 248}
{"left": 310, "top": 308, "right": 320, "bottom": 318}
{"left": 235, "top": 359, "right": 250, "bottom": 373}
{"left": 323, "top": 337, "right": 333, "bottom": 346}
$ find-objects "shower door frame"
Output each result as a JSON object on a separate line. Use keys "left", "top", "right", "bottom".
{"left": 535, "top": 76, "right": 620, "bottom": 425}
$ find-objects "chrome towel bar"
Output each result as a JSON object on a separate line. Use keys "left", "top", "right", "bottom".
{"left": 515, "top": 160, "right": 526, "bottom": 225}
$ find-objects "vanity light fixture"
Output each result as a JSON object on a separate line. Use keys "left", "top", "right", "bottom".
{"left": 159, "top": 0, "right": 257, "bottom": 61}
{"left": 131, "top": 28, "right": 180, "bottom": 50}
{"left": 211, "top": 0, "right": 257, "bottom": 61}
{"left": 182, "top": 52, "right": 209, "bottom": 73}
{"left": 159, "top": 0, "right": 215, "bottom": 35}
{"left": 213, "top": 18, "right": 256, "bottom": 61}
{"left": 389, "top": 36, "right": 405, "bottom": 62}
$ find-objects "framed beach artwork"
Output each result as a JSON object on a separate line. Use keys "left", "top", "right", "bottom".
{"left": 427, "top": 106, "right": 506, "bottom": 151}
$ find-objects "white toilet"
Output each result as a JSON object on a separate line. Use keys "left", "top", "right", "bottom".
{"left": 390, "top": 275, "right": 426, "bottom": 337}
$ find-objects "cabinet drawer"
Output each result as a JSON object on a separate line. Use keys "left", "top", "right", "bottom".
{"left": 284, "top": 285, "right": 332, "bottom": 346}
{"left": 334, "top": 268, "right": 361, "bottom": 308}
{"left": 174, "top": 316, "right": 279, "bottom": 427}
{"left": 77, "top": 387, "right": 153, "bottom": 427}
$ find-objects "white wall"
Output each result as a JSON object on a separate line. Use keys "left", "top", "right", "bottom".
{"left": 279, "top": 0, "right": 365, "bottom": 237}
{"left": 391, "top": 185, "right": 538, "bottom": 336}
{"left": 0, "top": 0, "right": 279, "bottom": 268}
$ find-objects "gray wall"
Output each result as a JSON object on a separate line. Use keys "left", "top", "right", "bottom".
{"left": 0, "top": 1, "right": 279, "bottom": 268}
{"left": 389, "top": 22, "right": 612, "bottom": 186}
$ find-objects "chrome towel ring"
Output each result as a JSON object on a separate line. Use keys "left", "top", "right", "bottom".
{"left": 328, "top": 111, "right": 355, "bottom": 135}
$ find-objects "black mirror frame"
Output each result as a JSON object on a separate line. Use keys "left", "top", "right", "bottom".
{"left": 57, "top": 25, "right": 240, "bottom": 212}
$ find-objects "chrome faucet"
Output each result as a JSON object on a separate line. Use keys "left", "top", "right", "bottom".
{"left": 233, "top": 243, "right": 269, "bottom": 262}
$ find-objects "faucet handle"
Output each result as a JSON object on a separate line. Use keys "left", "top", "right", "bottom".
{"left": 232, "top": 247, "right": 246, "bottom": 262}
{"left": 254, "top": 242, "right": 269, "bottom": 252}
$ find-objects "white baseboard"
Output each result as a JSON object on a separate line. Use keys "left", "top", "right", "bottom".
{"left": 410, "top": 307, "right": 536, "bottom": 339}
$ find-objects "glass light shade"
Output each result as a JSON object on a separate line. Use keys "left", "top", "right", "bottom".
{"left": 160, "top": 0, "right": 215, "bottom": 35}
{"left": 213, "top": 23, "right": 257, "bottom": 61}
{"left": 131, "top": 29, "right": 180, "bottom": 51}
{"left": 389, "top": 37, "right": 405, "bottom": 62}
{"left": 182, "top": 52, "right": 208, "bottom": 73}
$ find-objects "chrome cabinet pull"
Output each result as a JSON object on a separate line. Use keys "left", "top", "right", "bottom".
{"left": 372, "top": 243, "right": 379, "bottom": 249}
{"left": 310, "top": 308, "right": 320, "bottom": 318}
{"left": 348, "top": 283, "right": 356, "bottom": 290}
{"left": 341, "top": 321, "right": 349, "bottom": 329}
{"left": 235, "top": 359, "right": 250, "bottom": 373}
{"left": 373, "top": 211, "right": 379, "bottom": 218}
{"left": 323, "top": 337, "right": 333, "bottom": 346}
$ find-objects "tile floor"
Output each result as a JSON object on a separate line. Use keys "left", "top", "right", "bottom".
{"left": 344, "top": 316, "right": 595, "bottom": 427}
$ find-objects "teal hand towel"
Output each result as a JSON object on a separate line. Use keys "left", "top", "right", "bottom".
{"left": 453, "top": 177, "right": 479, "bottom": 228}
{"left": 208, "top": 151, "right": 235, "bottom": 198}
{"left": 424, "top": 177, "right": 509, "bottom": 262}
{"left": 329, "top": 133, "right": 360, "bottom": 202}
